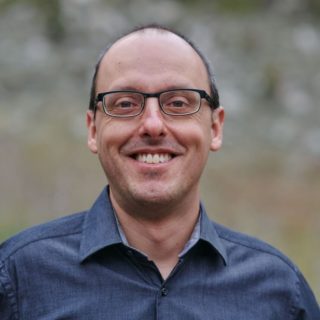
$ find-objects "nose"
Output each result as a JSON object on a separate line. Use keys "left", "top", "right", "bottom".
{"left": 138, "top": 97, "right": 167, "bottom": 138}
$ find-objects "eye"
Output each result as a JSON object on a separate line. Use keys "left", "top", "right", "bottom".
{"left": 115, "top": 98, "right": 138, "bottom": 109}
{"left": 109, "top": 94, "right": 141, "bottom": 110}
{"left": 168, "top": 98, "right": 188, "bottom": 108}
{"left": 160, "top": 90, "right": 200, "bottom": 115}
{"left": 104, "top": 92, "right": 143, "bottom": 116}
{"left": 163, "top": 95, "right": 190, "bottom": 110}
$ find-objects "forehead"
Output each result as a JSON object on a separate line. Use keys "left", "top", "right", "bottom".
{"left": 96, "top": 30, "right": 209, "bottom": 92}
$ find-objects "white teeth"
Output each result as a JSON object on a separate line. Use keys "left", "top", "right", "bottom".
{"left": 136, "top": 153, "right": 172, "bottom": 164}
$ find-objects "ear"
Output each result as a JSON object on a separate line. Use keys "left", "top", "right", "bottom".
{"left": 210, "top": 107, "right": 225, "bottom": 152}
{"left": 86, "top": 110, "right": 98, "bottom": 154}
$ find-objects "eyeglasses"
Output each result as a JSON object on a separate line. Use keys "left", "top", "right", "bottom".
{"left": 95, "top": 89, "right": 217, "bottom": 118}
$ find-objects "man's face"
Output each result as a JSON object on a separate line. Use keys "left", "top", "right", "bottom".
{"left": 87, "top": 30, "right": 224, "bottom": 216}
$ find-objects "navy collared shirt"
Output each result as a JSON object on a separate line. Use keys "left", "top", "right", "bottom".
{"left": 0, "top": 187, "right": 319, "bottom": 319}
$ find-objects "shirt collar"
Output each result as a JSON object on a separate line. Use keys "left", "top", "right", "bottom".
{"left": 79, "top": 187, "right": 228, "bottom": 265}
{"left": 79, "top": 187, "right": 122, "bottom": 262}
{"left": 199, "top": 203, "right": 228, "bottom": 265}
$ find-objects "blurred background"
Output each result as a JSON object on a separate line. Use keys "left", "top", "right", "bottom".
{"left": 0, "top": 0, "right": 319, "bottom": 300}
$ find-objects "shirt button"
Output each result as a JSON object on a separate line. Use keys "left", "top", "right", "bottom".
{"left": 161, "top": 287, "right": 168, "bottom": 296}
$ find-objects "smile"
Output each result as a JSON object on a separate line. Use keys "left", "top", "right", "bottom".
{"left": 135, "top": 153, "right": 173, "bottom": 164}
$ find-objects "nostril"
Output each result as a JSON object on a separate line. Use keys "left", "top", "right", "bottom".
{"left": 138, "top": 113, "right": 167, "bottom": 138}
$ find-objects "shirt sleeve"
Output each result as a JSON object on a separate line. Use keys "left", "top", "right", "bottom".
{"left": 295, "top": 269, "right": 320, "bottom": 319}
{"left": 0, "top": 261, "right": 18, "bottom": 320}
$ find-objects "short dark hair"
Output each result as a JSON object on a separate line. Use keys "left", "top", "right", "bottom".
{"left": 88, "top": 23, "right": 220, "bottom": 111}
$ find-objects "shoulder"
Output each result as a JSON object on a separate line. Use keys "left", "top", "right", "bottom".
{"left": 202, "top": 220, "right": 320, "bottom": 317}
{"left": 0, "top": 211, "right": 86, "bottom": 262}
{"left": 213, "top": 221, "right": 298, "bottom": 272}
{"left": 213, "top": 222, "right": 320, "bottom": 316}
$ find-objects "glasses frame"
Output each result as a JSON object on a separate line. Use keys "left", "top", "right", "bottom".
{"left": 95, "top": 88, "right": 217, "bottom": 118}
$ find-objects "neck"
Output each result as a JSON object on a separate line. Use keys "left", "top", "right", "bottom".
{"left": 110, "top": 191, "right": 200, "bottom": 279}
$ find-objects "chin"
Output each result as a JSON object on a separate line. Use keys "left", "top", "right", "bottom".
{"left": 134, "top": 189, "right": 170, "bottom": 204}
{"left": 138, "top": 185, "right": 190, "bottom": 208}
{"left": 129, "top": 184, "right": 174, "bottom": 204}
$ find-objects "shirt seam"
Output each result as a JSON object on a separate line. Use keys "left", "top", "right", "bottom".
{"left": 290, "top": 272, "right": 302, "bottom": 319}
{"left": 1, "top": 230, "right": 81, "bottom": 262}
{"left": 0, "top": 261, "right": 19, "bottom": 320}
{"left": 218, "top": 232, "right": 297, "bottom": 272}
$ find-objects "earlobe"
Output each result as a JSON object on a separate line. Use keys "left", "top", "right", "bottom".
{"left": 86, "top": 110, "right": 98, "bottom": 154}
{"left": 210, "top": 107, "right": 225, "bottom": 152}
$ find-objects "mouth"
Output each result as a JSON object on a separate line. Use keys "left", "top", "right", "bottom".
{"left": 134, "top": 153, "right": 174, "bottom": 164}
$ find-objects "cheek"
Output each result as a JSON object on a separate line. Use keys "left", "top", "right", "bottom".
{"left": 96, "top": 121, "right": 133, "bottom": 156}
{"left": 173, "top": 120, "right": 212, "bottom": 152}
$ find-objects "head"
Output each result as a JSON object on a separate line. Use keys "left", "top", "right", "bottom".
{"left": 86, "top": 24, "right": 224, "bottom": 218}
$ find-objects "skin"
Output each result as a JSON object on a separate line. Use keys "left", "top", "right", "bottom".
{"left": 87, "top": 29, "right": 224, "bottom": 278}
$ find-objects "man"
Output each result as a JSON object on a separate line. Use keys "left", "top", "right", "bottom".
{"left": 0, "top": 24, "right": 319, "bottom": 319}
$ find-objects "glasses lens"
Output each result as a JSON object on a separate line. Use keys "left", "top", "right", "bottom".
{"left": 103, "top": 92, "right": 143, "bottom": 117}
{"left": 160, "top": 90, "right": 200, "bottom": 115}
